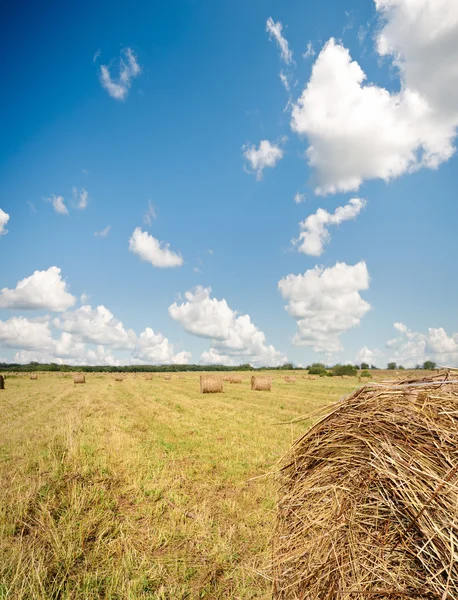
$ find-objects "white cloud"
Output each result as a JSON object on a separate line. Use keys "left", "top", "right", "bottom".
{"left": 199, "top": 347, "right": 233, "bottom": 366}
{"left": 132, "top": 328, "right": 191, "bottom": 365}
{"left": 279, "top": 71, "right": 291, "bottom": 92}
{"left": 169, "top": 286, "right": 287, "bottom": 367}
{"left": 100, "top": 47, "right": 141, "bottom": 101}
{"left": 293, "top": 197, "right": 366, "bottom": 256}
{"left": 48, "top": 195, "right": 68, "bottom": 215}
{"left": 73, "top": 187, "right": 88, "bottom": 210}
{"left": 294, "top": 193, "right": 306, "bottom": 204}
{"left": 291, "top": 0, "right": 458, "bottom": 194}
{"left": 94, "top": 225, "right": 111, "bottom": 237}
{"left": 129, "top": 227, "right": 183, "bottom": 268}
{"left": 0, "top": 317, "right": 54, "bottom": 350}
{"left": 93, "top": 50, "right": 100, "bottom": 63}
{"left": 386, "top": 322, "right": 458, "bottom": 367}
{"left": 54, "top": 304, "right": 136, "bottom": 349}
{"left": 266, "top": 17, "right": 293, "bottom": 64}
{"left": 303, "top": 42, "right": 315, "bottom": 59}
{"left": 80, "top": 292, "right": 89, "bottom": 304}
{"left": 278, "top": 261, "right": 370, "bottom": 353}
{"left": 143, "top": 201, "right": 156, "bottom": 226}
{"left": 0, "top": 209, "right": 9, "bottom": 235}
{"left": 243, "top": 140, "right": 284, "bottom": 180}
{"left": 0, "top": 267, "right": 76, "bottom": 311}
{"left": 357, "top": 346, "right": 375, "bottom": 364}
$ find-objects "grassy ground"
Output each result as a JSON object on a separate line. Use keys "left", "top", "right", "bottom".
{"left": 0, "top": 372, "right": 359, "bottom": 599}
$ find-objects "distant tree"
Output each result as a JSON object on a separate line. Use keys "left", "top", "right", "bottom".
{"left": 354, "top": 364, "right": 360, "bottom": 370}
{"left": 360, "top": 362, "right": 369, "bottom": 370}
{"left": 387, "top": 362, "right": 397, "bottom": 370}
{"left": 308, "top": 362, "right": 327, "bottom": 375}
{"left": 423, "top": 360, "right": 437, "bottom": 370}
{"left": 360, "top": 370, "right": 372, "bottom": 378}
{"left": 332, "top": 364, "right": 357, "bottom": 377}
{"left": 398, "top": 365, "right": 405, "bottom": 370}
{"left": 280, "top": 363, "right": 294, "bottom": 370}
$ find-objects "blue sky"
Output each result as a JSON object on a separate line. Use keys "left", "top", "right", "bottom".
{"left": 1, "top": 0, "right": 458, "bottom": 368}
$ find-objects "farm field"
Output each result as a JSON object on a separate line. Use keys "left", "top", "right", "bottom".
{"left": 0, "top": 372, "right": 362, "bottom": 599}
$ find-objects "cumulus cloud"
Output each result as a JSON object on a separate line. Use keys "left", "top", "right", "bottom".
{"left": 266, "top": 17, "right": 293, "bottom": 64}
{"left": 99, "top": 47, "right": 141, "bottom": 101}
{"left": 48, "top": 195, "right": 68, "bottom": 215}
{"left": 291, "top": 0, "right": 458, "bottom": 194}
{"left": 169, "top": 286, "right": 287, "bottom": 367}
{"left": 243, "top": 140, "right": 284, "bottom": 180}
{"left": 278, "top": 261, "right": 370, "bottom": 353}
{"left": 129, "top": 227, "right": 183, "bottom": 268}
{"left": 386, "top": 322, "right": 458, "bottom": 367}
{"left": 94, "top": 225, "right": 111, "bottom": 237}
{"left": 293, "top": 198, "right": 366, "bottom": 256}
{"left": 0, "top": 209, "right": 9, "bottom": 235}
{"left": 0, "top": 317, "right": 54, "bottom": 350}
{"left": 54, "top": 304, "right": 136, "bottom": 349}
{"left": 199, "top": 347, "right": 233, "bottom": 366}
{"left": 73, "top": 187, "right": 88, "bottom": 210}
{"left": 357, "top": 346, "right": 376, "bottom": 364}
{"left": 132, "top": 328, "right": 191, "bottom": 365}
{"left": 0, "top": 267, "right": 76, "bottom": 311}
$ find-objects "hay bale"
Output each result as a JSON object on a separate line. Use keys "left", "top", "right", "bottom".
{"left": 251, "top": 376, "right": 271, "bottom": 391}
{"left": 228, "top": 375, "right": 243, "bottom": 384}
{"left": 114, "top": 375, "right": 124, "bottom": 382}
{"left": 73, "top": 374, "right": 85, "bottom": 384}
{"left": 200, "top": 375, "right": 223, "bottom": 394}
{"left": 144, "top": 373, "right": 153, "bottom": 380}
{"left": 29, "top": 373, "right": 37, "bottom": 380}
{"left": 284, "top": 376, "right": 296, "bottom": 383}
{"left": 164, "top": 374, "right": 172, "bottom": 381}
{"left": 273, "top": 371, "right": 458, "bottom": 599}
{"left": 0, "top": 375, "right": 4, "bottom": 390}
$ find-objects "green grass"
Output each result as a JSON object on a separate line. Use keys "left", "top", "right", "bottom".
{"left": 0, "top": 372, "right": 357, "bottom": 599}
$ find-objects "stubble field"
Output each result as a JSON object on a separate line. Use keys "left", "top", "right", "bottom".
{"left": 0, "top": 372, "right": 362, "bottom": 599}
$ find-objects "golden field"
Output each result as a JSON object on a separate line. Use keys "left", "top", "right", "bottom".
{"left": 0, "top": 372, "right": 381, "bottom": 599}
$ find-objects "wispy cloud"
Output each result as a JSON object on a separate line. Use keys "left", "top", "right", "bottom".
{"left": 294, "top": 192, "right": 306, "bottom": 204}
{"left": 93, "top": 49, "right": 100, "bottom": 63}
{"left": 143, "top": 201, "right": 156, "bottom": 226}
{"left": 27, "top": 201, "right": 37, "bottom": 213}
{"left": 73, "top": 187, "right": 88, "bottom": 210}
{"left": 303, "top": 42, "right": 315, "bottom": 58}
{"left": 94, "top": 225, "right": 111, "bottom": 237}
{"left": 99, "top": 48, "right": 141, "bottom": 101}
{"left": 0, "top": 209, "right": 10, "bottom": 235}
{"left": 47, "top": 195, "right": 68, "bottom": 215}
{"left": 243, "top": 139, "right": 284, "bottom": 180}
{"left": 266, "top": 17, "right": 293, "bottom": 64}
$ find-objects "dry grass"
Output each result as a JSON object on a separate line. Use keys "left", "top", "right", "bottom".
{"left": 273, "top": 370, "right": 458, "bottom": 599}
{"left": 0, "top": 371, "right": 361, "bottom": 599}
{"left": 200, "top": 375, "right": 224, "bottom": 394}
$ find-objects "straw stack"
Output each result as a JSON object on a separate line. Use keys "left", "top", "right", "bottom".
{"left": 272, "top": 371, "right": 458, "bottom": 599}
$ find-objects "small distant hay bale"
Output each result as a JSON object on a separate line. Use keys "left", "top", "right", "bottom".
{"left": 223, "top": 376, "right": 231, "bottom": 382}
{"left": 30, "top": 374, "right": 38, "bottom": 380}
{"left": 144, "top": 373, "right": 153, "bottom": 380}
{"left": 228, "top": 375, "right": 243, "bottom": 384}
{"left": 73, "top": 374, "right": 85, "bottom": 384}
{"left": 0, "top": 375, "right": 4, "bottom": 389}
{"left": 284, "top": 376, "right": 296, "bottom": 383}
{"left": 251, "top": 376, "right": 271, "bottom": 391}
{"left": 273, "top": 371, "right": 458, "bottom": 599}
{"left": 307, "top": 375, "right": 316, "bottom": 381}
{"left": 200, "top": 375, "right": 223, "bottom": 394}
{"left": 114, "top": 375, "right": 124, "bottom": 382}
{"left": 164, "top": 374, "right": 172, "bottom": 381}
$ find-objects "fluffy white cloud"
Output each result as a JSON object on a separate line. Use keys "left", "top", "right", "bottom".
{"left": 54, "top": 304, "right": 136, "bottom": 349}
{"left": 0, "top": 317, "right": 54, "bottom": 350}
{"left": 278, "top": 261, "right": 370, "bottom": 352}
{"left": 291, "top": 0, "right": 458, "bottom": 194}
{"left": 200, "top": 347, "right": 233, "bottom": 366}
{"left": 386, "top": 322, "right": 458, "bottom": 367}
{"left": 357, "top": 346, "right": 376, "bottom": 365}
{"left": 243, "top": 140, "right": 284, "bottom": 180}
{"left": 0, "top": 267, "right": 76, "bottom": 311}
{"left": 100, "top": 48, "right": 141, "bottom": 101}
{"left": 293, "top": 198, "right": 366, "bottom": 256}
{"left": 169, "top": 286, "right": 287, "bottom": 367}
{"left": 266, "top": 17, "right": 292, "bottom": 64}
{"left": 48, "top": 195, "right": 68, "bottom": 215}
{"left": 0, "top": 209, "right": 9, "bottom": 235}
{"left": 132, "top": 328, "right": 191, "bottom": 365}
{"left": 73, "top": 187, "right": 88, "bottom": 210}
{"left": 94, "top": 225, "right": 111, "bottom": 237}
{"left": 129, "top": 227, "right": 183, "bottom": 268}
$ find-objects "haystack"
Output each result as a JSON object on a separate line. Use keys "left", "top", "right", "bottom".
{"left": 164, "top": 374, "right": 172, "bottom": 381}
{"left": 284, "top": 376, "right": 296, "bottom": 383}
{"left": 114, "top": 375, "right": 124, "bottom": 382}
{"left": 144, "top": 373, "right": 153, "bottom": 380}
{"left": 73, "top": 374, "right": 85, "bottom": 384}
{"left": 229, "top": 375, "right": 243, "bottom": 384}
{"left": 29, "top": 374, "right": 37, "bottom": 380}
{"left": 273, "top": 371, "right": 458, "bottom": 599}
{"left": 251, "top": 376, "right": 271, "bottom": 391}
{"left": 200, "top": 375, "right": 223, "bottom": 394}
{"left": 0, "top": 375, "right": 4, "bottom": 390}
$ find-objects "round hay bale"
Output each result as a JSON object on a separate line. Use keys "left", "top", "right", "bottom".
{"left": 228, "top": 375, "right": 243, "bottom": 384}
{"left": 273, "top": 372, "right": 458, "bottom": 599}
{"left": 144, "top": 373, "right": 153, "bottom": 380}
{"left": 114, "top": 375, "right": 124, "bottom": 382}
{"left": 251, "top": 376, "right": 271, "bottom": 391}
{"left": 73, "top": 374, "right": 85, "bottom": 384}
{"left": 29, "top": 373, "right": 38, "bottom": 380}
{"left": 0, "top": 374, "right": 4, "bottom": 390}
{"left": 164, "top": 374, "right": 172, "bottom": 381}
{"left": 284, "top": 376, "right": 296, "bottom": 383}
{"left": 200, "top": 375, "right": 223, "bottom": 394}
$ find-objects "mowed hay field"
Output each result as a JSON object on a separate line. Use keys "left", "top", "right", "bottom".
{"left": 0, "top": 372, "right": 361, "bottom": 599}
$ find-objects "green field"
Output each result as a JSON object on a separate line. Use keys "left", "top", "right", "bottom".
{"left": 0, "top": 373, "right": 358, "bottom": 599}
